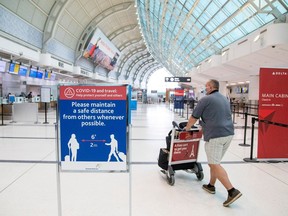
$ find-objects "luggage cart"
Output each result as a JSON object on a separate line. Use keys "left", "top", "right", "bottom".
{"left": 158, "top": 121, "right": 204, "bottom": 186}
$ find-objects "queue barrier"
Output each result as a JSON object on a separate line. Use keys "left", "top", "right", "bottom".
{"left": 243, "top": 117, "right": 288, "bottom": 163}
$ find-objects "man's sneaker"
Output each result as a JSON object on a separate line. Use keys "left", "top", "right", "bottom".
{"left": 223, "top": 189, "right": 242, "bottom": 207}
{"left": 202, "top": 184, "right": 215, "bottom": 194}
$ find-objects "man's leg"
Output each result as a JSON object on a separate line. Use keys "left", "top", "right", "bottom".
{"left": 209, "top": 164, "right": 233, "bottom": 190}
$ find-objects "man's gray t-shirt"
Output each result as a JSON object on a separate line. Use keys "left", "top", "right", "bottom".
{"left": 192, "top": 91, "right": 234, "bottom": 141}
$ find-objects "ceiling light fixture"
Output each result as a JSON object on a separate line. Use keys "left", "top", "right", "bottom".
{"left": 254, "top": 35, "right": 260, "bottom": 42}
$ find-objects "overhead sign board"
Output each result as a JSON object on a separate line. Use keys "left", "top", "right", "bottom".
{"left": 165, "top": 77, "right": 191, "bottom": 82}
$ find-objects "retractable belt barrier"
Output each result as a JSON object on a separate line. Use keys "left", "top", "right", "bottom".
{"left": 243, "top": 117, "right": 288, "bottom": 163}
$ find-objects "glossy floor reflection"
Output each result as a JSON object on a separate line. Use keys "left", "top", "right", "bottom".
{"left": 0, "top": 103, "right": 287, "bottom": 216}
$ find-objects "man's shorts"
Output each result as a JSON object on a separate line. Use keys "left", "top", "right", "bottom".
{"left": 205, "top": 135, "right": 233, "bottom": 164}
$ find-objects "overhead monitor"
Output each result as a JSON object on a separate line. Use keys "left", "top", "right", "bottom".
{"left": 29, "top": 67, "right": 38, "bottom": 78}
{"left": 44, "top": 70, "right": 51, "bottom": 80}
{"left": 242, "top": 86, "right": 249, "bottom": 93}
{"left": 8, "top": 63, "right": 20, "bottom": 74}
{"left": 37, "top": 70, "right": 44, "bottom": 79}
{"left": 50, "top": 73, "right": 56, "bottom": 81}
{"left": 18, "top": 65, "right": 28, "bottom": 76}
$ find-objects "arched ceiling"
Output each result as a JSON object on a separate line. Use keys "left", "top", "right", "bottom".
{"left": 48, "top": 0, "right": 161, "bottom": 84}
{"left": 0, "top": 0, "right": 162, "bottom": 86}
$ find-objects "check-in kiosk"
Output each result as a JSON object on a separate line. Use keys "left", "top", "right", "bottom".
{"left": 15, "top": 97, "right": 24, "bottom": 103}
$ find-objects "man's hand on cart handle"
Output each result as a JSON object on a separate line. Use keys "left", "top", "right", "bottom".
{"left": 185, "top": 115, "right": 198, "bottom": 131}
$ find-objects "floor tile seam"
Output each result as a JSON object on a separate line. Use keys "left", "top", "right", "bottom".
{"left": 0, "top": 160, "right": 246, "bottom": 165}
{"left": 131, "top": 161, "right": 246, "bottom": 164}
{"left": 227, "top": 149, "right": 250, "bottom": 161}
{"left": 0, "top": 150, "right": 56, "bottom": 165}
{"left": 0, "top": 162, "right": 38, "bottom": 194}
{"left": 1, "top": 123, "right": 56, "bottom": 127}
{"left": 268, "top": 162, "right": 288, "bottom": 172}
{"left": 248, "top": 162, "right": 288, "bottom": 186}
{"left": 0, "top": 160, "right": 58, "bottom": 164}
{"left": 131, "top": 138, "right": 166, "bottom": 140}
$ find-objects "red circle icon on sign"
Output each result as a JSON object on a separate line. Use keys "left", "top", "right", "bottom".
{"left": 64, "top": 87, "right": 75, "bottom": 98}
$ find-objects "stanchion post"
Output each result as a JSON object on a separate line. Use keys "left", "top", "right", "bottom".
{"left": 43, "top": 102, "right": 49, "bottom": 124}
{"left": 186, "top": 102, "right": 189, "bottom": 120}
{"left": 239, "top": 112, "right": 250, "bottom": 147}
{"left": 242, "top": 104, "right": 245, "bottom": 119}
{"left": 232, "top": 104, "right": 236, "bottom": 124}
{"left": 1, "top": 103, "right": 4, "bottom": 126}
{"left": 243, "top": 117, "right": 258, "bottom": 162}
{"left": 237, "top": 103, "right": 240, "bottom": 117}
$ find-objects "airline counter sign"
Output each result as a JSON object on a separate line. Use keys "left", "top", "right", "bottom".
{"left": 258, "top": 68, "right": 288, "bottom": 159}
{"left": 58, "top": 85, "right": 128, "bottom": 171}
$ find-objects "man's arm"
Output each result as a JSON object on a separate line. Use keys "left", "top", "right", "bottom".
{"left": 185, "top": 115, "right": 198, "bottom": 131}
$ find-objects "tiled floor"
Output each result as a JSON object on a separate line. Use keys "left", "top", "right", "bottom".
{"left": 0, "top": 103, "right": 287, "bottom": 216}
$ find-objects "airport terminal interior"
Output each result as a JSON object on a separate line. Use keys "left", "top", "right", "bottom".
{"left": 0, "top": 0, "right": 288, "bottom": 216}
{"left": 1, "top": 104, "right": 288, "bottom": 216}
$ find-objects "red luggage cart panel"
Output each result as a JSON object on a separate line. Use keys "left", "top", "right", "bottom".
{"left": 171, "top": 140, "right": 199, "bottom": 162}
{"left": 178, "top": 130, "right": 202, "bottom": 140}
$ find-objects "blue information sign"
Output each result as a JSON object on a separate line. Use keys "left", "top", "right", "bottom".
{"left": 58, "top": 85, "right": 128, "bottom": 171}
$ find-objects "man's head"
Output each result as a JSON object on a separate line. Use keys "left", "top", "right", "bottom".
{"left": 205, "top": 79, "right": 219, "bottom": 95}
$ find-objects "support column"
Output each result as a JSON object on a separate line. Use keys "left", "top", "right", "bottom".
{"left": 219, "top": 81, "right": 228, "bottom": 97}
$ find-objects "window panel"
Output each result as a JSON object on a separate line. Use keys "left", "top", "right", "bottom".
{"left": 223, "top": 1, "right": 238, "bottom": 16}
{"left": 184, "top": 0, "right": 194, "bottom": 9}
{"left": 273, "top": 1, "right": 287, "bottom": 13}
{"left": 213, "top": 11, "right": 228, "bottom": 25}
{"left": 198, "top": 1, "right": 211, "bottom": 10}
{"left": 206, "top": 2, "right": 220, "bottom": 16}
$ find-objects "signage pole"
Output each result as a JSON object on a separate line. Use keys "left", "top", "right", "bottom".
{"left": 129, "top": 124, "right": 132, "bottom": 216}
{"left": 55, "top": 123, "right": 62, "bottom": 216}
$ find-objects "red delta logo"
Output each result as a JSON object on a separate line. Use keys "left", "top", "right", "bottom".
{"left": 64, "top": 87, "right": 75, "bottom": 98}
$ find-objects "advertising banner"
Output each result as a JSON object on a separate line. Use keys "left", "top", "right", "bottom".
{"left": 170, "top": 131, "right": 202, "bottom": 164}
{"left": 58, "top": 85, "right": 128, "bottom": 171}
{"left": 171, "top": 140, "right": 199, "bottom": 163}
{"left": 258, "top": 68, "right": 288, "bottom": 159}
{"left": 83, "top": 28, "right": 120, "bottom": 71}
